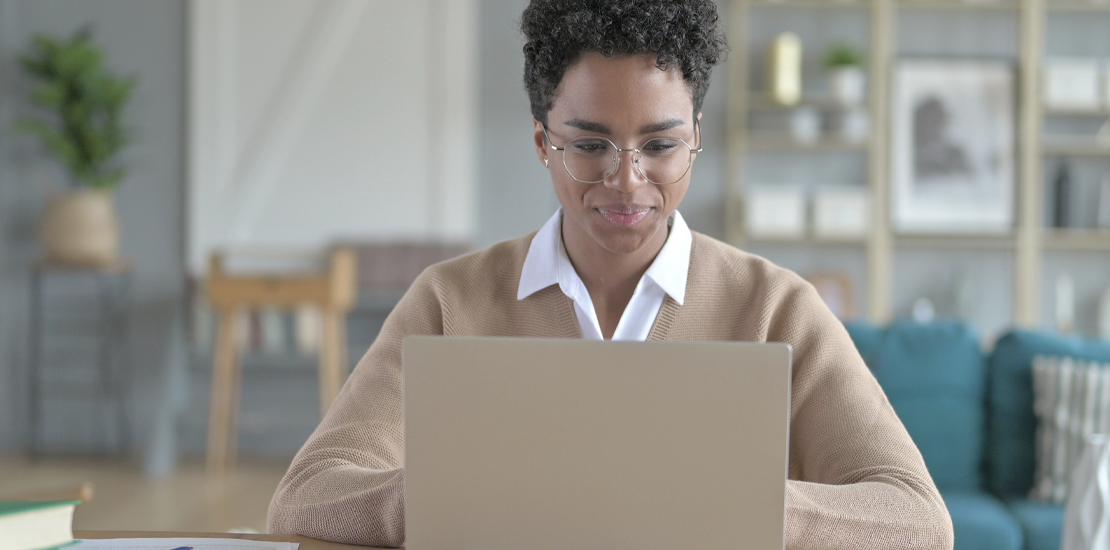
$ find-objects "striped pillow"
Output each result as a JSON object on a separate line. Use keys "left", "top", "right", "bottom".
{"left": 1030, "top": 355, "right": 1110, "bottom": 503}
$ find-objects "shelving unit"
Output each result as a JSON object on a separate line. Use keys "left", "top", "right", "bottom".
{"left": 726, "top": 0, "right": 1110, "bottom": 329}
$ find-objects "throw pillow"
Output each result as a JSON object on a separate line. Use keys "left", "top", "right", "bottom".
{"left": 1030, "top": 354, "right": 1110, "bottom": 503}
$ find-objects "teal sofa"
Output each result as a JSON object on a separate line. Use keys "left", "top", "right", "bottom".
{"left": 843, "top": 320, "right": 1110, "bottom": 550}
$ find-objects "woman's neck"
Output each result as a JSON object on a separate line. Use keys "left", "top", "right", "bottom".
{"left": 561, "top": 215, "right": 669, "bottom": 338}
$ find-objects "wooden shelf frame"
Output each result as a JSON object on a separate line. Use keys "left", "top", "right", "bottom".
{"left": 1044, "top": 1, "right": 1110, "bottom": 10}
{"left": 1043, "top": 229, "right": 1110, "bottom": 251}
{"left": 725, "top": 0, "right": 1099, "bottom": 326}
{"left": 895, "top": 234, "right": 1018, "bottom": 249}
{"left": 897, "top": 0, "right": 1021, "bottom": 10}
{"left": 748, "top": 0, "right": 873, "bottom": 9}
{"left": 746, "top": 132, "right": 872, "bottom": 152}
{"left": 746, "top": 235, "right": 871, "bottom": 246}
{"left": 1041, "top": 139, "right": 1110, "bottom": 157}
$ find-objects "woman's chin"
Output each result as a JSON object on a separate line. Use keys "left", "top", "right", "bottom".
{"left": 586, "top": 218, "right": 665, "bottom": 256}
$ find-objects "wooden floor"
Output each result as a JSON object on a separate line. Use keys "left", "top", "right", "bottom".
{"left": 0, "top": 455, "right": 290, "bottom": 533}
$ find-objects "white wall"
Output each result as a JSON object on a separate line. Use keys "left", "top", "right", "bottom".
{"left": 188, "top": 0, "right": 477, "bottom": 275}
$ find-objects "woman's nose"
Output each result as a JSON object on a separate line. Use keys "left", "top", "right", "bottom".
{"left": 603, "top": 150, "right": 649, "bottom": 192}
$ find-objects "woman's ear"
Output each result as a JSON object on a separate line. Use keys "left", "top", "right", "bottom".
{"left": 695, "top": 111, "right": 703, "bottom": 150}
{"left": 533, "top": 118, "right": 550, "bottom": 169}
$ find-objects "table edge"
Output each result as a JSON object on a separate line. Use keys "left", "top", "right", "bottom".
{"left": 73, "top": 530, "right": 385, "bottom": 550}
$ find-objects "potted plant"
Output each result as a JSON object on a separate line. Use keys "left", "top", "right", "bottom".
{"left": 16, "top": 30, "right": 135, "bottom": 265}
{"left": 824, "top": 42, "right": 866, "bottom": 106}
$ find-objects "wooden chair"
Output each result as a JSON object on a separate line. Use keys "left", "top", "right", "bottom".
{"left": 205, "top": 247, "right": 357, "bottom": 474}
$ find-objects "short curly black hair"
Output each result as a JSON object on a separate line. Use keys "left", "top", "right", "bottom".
{"left": 521, "top": 0, "right": 728, "bottom": 125}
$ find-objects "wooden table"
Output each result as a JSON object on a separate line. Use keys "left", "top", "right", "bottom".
{"left": 74, "top": 531, "right": 382, "bottom": 550}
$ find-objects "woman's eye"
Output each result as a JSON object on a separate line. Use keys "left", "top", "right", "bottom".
{"left": 643, "top": 139, "right": 679, "bottom": 153}
{"left": 571, "top": 140, "right": 609, "bottom": 154}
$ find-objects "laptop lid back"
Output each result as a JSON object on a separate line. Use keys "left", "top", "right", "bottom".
{"left": 403, "top": 337, "right": 791, "bottom": 550}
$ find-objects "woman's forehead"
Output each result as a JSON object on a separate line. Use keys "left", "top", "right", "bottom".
{"left": 549, "top": 53, "right": 694, "bottom": 132}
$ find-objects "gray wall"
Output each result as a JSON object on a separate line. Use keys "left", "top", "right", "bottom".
{"left": 0, "top": 0, "right": 187, "bottom": 454}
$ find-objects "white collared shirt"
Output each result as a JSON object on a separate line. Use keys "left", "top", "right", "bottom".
{"left": 517, "top": 209, "right": 692, "bottom": 341}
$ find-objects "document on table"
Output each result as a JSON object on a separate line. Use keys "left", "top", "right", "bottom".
{"left": 74, "top": 538, "right": 299, "bottom": 550}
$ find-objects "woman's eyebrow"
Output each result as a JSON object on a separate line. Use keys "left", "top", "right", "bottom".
{"left": 562, "top": 118, "right": 687, "bottom": 135}
{"left": 639, "top": 118, "right": 685, "bottom": 134}
{"left": 564, "top": 119, "right": 611, "bottom": 134}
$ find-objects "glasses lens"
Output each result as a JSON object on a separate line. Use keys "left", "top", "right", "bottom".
{"left": 560, "top": 136, "right": 694, "bottom": 184}
{"left": 638, "top": 138, "right": 691, "bottom": 185}
{"left": 563, "top": 138, "right": 618, "bottom": 183}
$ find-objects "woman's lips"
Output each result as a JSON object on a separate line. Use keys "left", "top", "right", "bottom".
{"left": 596, "top": 206, "right": 652, "bottom": 227}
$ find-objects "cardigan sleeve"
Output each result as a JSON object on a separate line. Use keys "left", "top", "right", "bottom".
{"left": 266, "top": 272, "right": 444, "bottom": 547}
{"left": 768, "top": 281, "right": 954, "bottom": 550}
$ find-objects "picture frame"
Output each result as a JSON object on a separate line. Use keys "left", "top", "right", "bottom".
{"left": 805, "top": 272, "right": 855, "bottom": 320}
{"left": 892, "top": 60, "right": 1015, "bottom": 234}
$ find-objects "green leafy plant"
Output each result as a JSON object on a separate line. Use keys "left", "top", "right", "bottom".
{"left": 15, "top": 29, "right": 136, "bottom": 191}
{"left": 824, "top": 42, "right": 865, "bottom": 69}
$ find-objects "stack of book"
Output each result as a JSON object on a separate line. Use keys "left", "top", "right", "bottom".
{"left": 0, "top": 500, "right": 77, "bottom": 550}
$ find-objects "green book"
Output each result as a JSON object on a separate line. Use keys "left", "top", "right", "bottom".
{"left": 0, "top": 501, "right": 79, "bottom": 550}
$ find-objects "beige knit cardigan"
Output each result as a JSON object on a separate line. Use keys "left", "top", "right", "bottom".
{"left": 268, "top": 231, "right": 954, "bottom": 549}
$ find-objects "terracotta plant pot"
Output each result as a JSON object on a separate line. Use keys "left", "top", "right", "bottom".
{"left": 40, "top": 189, "right": 120, "bottom": 265}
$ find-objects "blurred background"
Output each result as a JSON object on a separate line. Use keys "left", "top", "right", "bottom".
{"left": 0, "top": 0, "right": 1108, "bottom": 540}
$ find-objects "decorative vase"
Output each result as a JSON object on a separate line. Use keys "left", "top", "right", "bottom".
{"left": 789, "top": 106, "right": 821, "bottom": 145}
{"left": 829, "top": 67, "right": 866, "bottom": 106}
{"left": 830, "top": 108, "right": 870, "bottom": 143}
{"left": 1062, "top": 434, "right": 1110, "bottom": 550}
{"left": 40, "top": 188, "right": 120, "bottom": 265}
{"left": 768, "top": 33, "right": 802, "bottom": 106}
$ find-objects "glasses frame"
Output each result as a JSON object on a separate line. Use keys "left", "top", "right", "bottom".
{"left": 542, "top": 119, "right": 703, "bottom": 185}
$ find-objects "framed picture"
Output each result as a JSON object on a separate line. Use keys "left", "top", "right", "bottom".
{"left": 892, "top": 60, "right": 1015, "bottom": 234}
{"left": 806, "top": 272, "right": 855, "bottom": 320}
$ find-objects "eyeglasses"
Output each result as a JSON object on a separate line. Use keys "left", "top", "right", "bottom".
{"left": 543, "top": 119, "right": 703, "bottom": 185}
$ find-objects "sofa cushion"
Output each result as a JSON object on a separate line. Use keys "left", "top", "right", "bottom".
{"left": 987, "top": 330, "right": 1110, "bottom": 498}
{"left": 1007, "top": 499, "right": 1065, "bottom": 550}
{"left": 943, "top": 491, "right": 1024, "bottom": 550}
{"left": 1030, "top": 355, "right": 1110, "bottom": 503}
{"left": 844, "top": 322, "right": 883, "bottom": 367}
{"left": 859, "top": 320, "right": 987, "bottom": 492}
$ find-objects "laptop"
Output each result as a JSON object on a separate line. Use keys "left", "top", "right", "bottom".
{"left": 403, "top": 337, "right": 792, "bottom": 550}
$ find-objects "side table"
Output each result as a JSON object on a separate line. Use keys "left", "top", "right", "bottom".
{"left": 28, "top": 257, "right": 134, "bottom": 456}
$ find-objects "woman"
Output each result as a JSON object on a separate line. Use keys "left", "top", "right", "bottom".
{"left": 268, "top": 1, "right": 954, "bottom": 548}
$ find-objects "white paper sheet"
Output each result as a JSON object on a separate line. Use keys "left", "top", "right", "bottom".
{"left": 74, "top": 538, "right": 299, "bottom": 550}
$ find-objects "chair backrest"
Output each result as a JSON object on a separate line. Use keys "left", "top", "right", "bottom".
{"left": 986, "top": 330, "right": 1110, "bottom": 498}
{"left": 845, "top": 319, "right": 987, "bottom": 493}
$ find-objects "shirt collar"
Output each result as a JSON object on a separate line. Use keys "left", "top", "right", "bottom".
{"left": 517, "top": 208, "right": 691, "bottom": 306}
{"left": 644, "top": 209, "right": 690, "bottom": 306}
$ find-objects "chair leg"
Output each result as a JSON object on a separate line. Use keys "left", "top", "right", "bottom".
{"left": 207, "top": 308, "right": 239, "bottom": 474}
{"left": 318, "top": 309, "right": 347, "bottom": 418}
